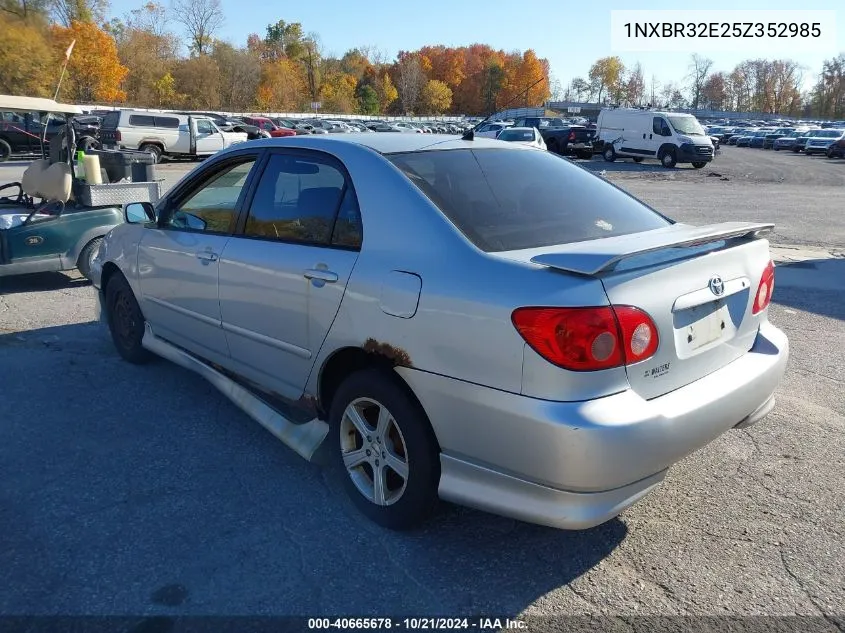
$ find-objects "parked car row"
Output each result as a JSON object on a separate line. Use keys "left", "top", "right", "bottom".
{"left": 709, "top": 124, "right": 845, "bottom": 158}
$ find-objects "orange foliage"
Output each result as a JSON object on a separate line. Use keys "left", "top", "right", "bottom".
{"left": 51, "top": 21, "right": 128, "bottom": 103}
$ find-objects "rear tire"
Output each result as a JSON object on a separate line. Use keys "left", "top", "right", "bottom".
{"left": 0, "top": 138, "right": 11, "bottom": 162}
{"left": 76, "top": 237, "right": 102, "bottom": 280}
{"left": 692, "top": 162, "right": 707, "bottom": 169}
{"left": 105, "top": 273, "right": 152, "bottom": 365}
{"left": 603, "top": 146, "right": 616, "bottom": 162}
{"left": 330, "top": 368, "right": 440, "bottom": 530}
{"left": 140, "top": 143, "right": 162, "bottom": 164}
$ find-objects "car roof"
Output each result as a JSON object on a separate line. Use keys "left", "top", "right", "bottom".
{"left": 224, "top": 132, "right": 523, "bottom": 155}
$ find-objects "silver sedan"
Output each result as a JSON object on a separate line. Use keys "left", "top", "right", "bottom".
{"left": 90, "top": 133, "right": 789, "bottom": 531}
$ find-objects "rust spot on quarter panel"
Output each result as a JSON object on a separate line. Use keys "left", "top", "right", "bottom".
{"left": 363, "top": 338, "right": 413, "bottom": 367}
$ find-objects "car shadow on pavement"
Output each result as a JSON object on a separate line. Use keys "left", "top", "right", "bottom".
{"left": 0, "top": 271, "right": 90, "bottom": 295}
{"left": 0, "top": 321, "right": 628, "bottom": 618}
{"left": 772, "top": 258, "right": 845, "bottom": 321}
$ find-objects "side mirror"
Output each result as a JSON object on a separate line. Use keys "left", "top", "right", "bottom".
{"left": 124, "top": 201, "right": 155, "bottom": 224}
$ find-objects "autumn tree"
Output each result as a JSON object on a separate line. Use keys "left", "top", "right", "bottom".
{"left": 255, "top": 57, "right": 306, "bottom": 111}
{"left": 213, "top": 41, "right": 259, "bottom": 111}
{"left": 51, "top": 0, "right": 108, "bottom": 26}
{"left": 113, "top": 2, "right": 180, "bottom": 106}
{"left": 701, "top": 72, "right": 727, "bottom": 110}
{"left": 394, "top": 52, "right": 425, "bottom": 114}
{"left": 319, "top": 70, "right": 357, "bottom": 113}
{"left": 420, "top": 79, "right": 451, "bottom": 114}
{"left": 625, "top": 63, "right": 645, "bottom": 106}
{"left": 687, "top": 54, "right": 713, "bottom": 110}
{"left": 171, "top": 53, "right": 219, "bottom": 108}
{"left": 375, "top": 72, "right": 398, "bottom": 112}
{"left": 0, "top": 0, "right": 50, "bottom": 19}
{"left": 588, "top": 56, "right": 624, "bottom": 103}
{"left": 172, "top": 0, "right": 223, "bottom": 56}
{"left": 51, "top": 21, "right": 128, "bottom": 102}
{"left": 0, "top": 13, "right": 55, "bottom": 96}
{"left": 152, "top": 71, "right": 176, "bottom": 106}
{"left": 262, "top": 20, "right": 306, "bottom": 61}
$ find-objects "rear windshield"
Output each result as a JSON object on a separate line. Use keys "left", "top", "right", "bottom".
{"left": 101, "top": 111, "right": 120, "bottom": 129}
{"left": 498, "top": 129, "right": 535, "bottom": 141}
{"left": 386, "top": 148, "right": 672, "bottom": 252}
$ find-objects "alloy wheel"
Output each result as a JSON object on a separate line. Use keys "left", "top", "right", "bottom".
{"left": 339, "top": 397, "right": 409, "bottom": 506}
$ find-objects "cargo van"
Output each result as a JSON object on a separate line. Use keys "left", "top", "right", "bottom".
{"left": 98, "top": 109, "right": 248, "bottom": 163}
{"left": 595, "top": 109, "right": 714, "bottom": 168}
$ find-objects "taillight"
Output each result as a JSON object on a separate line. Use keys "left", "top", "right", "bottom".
{"left": 568, "top": 131, "right": 576, "bottom": 141}
{"left": 752, "top": 260, "right": 775, "bottom": 314}
{"left": 115, "top": 130, "right": 121, "bottom": 141}
{"left": 511, "top": 306, "right": 659, "bottom": 372}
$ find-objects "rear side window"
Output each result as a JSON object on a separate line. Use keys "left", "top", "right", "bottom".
{"left": 386, "top": 148, "right": 672, "bottom": 252}
{"left": 154, "top": 116, "right": 180, "bottom": 128}
{"left": 129, "top": 115, "right": 155, "bottom": 127}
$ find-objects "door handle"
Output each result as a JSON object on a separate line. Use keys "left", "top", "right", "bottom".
{"left": 196, "top": 251, "right": 218, "bottom": 262}
{"left": 643, "top": 133, "right": 646, "bottom": 139}
{"left": 649, "top": 134, "right": 653, "bottom": 139}
{"left": 304, "top": 269, "right": 338, "bottom": 283}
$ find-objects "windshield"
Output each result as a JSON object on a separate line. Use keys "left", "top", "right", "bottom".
{"left": 814, "top": 130, "right": 843, "bottom": 138}
{"left": 668, "top": 116, "right": 705, "bottom": 135}
{"left": 386, "top": 148, "right": 671, "bottom": 252}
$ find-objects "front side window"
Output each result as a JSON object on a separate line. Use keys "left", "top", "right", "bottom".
{"left": 196, "top": 119, "right": 215, "bottom": 134}
{"left": 167, "top": 158, "right": 257, "bottom": 233}
{"left": 242, "top": 153, "right": 351, "bottom": 245}
{"left": 387, "top": 148, "right": 671, "bottom": 252}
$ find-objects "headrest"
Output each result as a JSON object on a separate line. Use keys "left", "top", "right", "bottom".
{"left": 297, "top": 187, "right": 342, "bottom": 215}
{"left": 21, "top": 160, "right": 50, "bottom": 198}
{"left": 40, "top": 163, "right": 72, "bottom": 204}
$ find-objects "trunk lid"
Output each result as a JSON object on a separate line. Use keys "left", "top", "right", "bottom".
{"left": 526, "top": 222, "right": 774, "bottom": 400}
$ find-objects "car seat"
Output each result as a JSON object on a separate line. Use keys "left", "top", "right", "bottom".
{"left": 0, "top": 161, "right": 71, "bottom": 230}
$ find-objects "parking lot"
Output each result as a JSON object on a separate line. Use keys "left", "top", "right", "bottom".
{"left": 1, "top": 146, "right": 843, "bottom": 624}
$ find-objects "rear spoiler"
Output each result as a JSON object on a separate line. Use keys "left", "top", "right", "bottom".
{"left": 530, "top": 222, "right": 775, "bottom": 276}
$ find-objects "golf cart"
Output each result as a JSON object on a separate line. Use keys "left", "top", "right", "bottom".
{"left": 0, "top": 95, "right": 162, "bottom": 281}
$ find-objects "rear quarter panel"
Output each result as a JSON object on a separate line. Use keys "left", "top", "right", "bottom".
{"left": 297, "top": 141, "right": 619, "bottom": 402}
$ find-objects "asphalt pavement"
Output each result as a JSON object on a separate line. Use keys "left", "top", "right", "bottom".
{"left": 0, "top": 147, "right": 843, "bottom": 626}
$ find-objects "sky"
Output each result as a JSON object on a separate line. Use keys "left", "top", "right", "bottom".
{"left": 109, "top": 0, "right": 845, "bottom": 96}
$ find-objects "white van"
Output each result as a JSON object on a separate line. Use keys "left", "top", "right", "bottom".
{"left": 98, "top": 110, "right": 248, "bottom": 163}
{"left": 595, "top": 109, "right": 714, "bottom": 168}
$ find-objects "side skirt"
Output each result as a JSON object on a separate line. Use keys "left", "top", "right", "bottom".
{"left": 141, "top": 323, "right": 330, "bottom": 461}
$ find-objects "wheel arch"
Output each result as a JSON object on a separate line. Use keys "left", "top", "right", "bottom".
{"left": 316, "top": 345, "right": 439, "bottom": 448}
{"left": 657, "top": 142, "right": 678, "bottom": 158}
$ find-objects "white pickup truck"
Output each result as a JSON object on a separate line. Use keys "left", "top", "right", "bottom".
{"left": 98, "top": 109, "right": 248, "bottom": 163}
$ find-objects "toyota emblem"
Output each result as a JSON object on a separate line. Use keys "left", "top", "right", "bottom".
{"left": 709, "top": 275, "right": 725, "bottom": 296}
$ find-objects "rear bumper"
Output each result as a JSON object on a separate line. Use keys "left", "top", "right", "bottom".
{"left": 399, "top": 321, "right": 788, "bottom": 529}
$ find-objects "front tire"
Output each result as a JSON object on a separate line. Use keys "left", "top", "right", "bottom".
{"left": 330, "top": 368, "right": 440, "bottom": 530}
{"left": 692, "top": 162, "right": 707, "bottom": 169}
{"left": 660, "top": 147, "right": 677, "bottom": 168}
{"left": 603, "top": 146, "right": 616, "bottom": 162}
{"left": 105, "top": 273, "right": 152, "bottom": 364}
{"left": 0, "top": 138, "right": 11, "bottom": 162}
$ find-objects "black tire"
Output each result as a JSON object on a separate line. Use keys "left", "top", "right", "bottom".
{"left": 77, "top": 136, "right": 100, "bottom": 152}
{"left": 105, "top": 273, "right": 152, "bottom": 364}
{"left": 792, "top": 147, "right": 801, "bottom": 153}
{"left": 140, "top": 143, "right": 162, "bottom": 164}
{"left": 329, "top": 368, "right": 440, "bottom": 530}
{"left": 76, "top": 237, "right": 102, "bottom": 280}
{"left": 546, "top": 138, "right": 559, "bottom": 154}
{"left": 659, "top": 147, "right": 677, "bottom": 168}
{"left": 0, "top": 138, "right": 11, "bottom": 162}
{"left": 827, "top": 147, "right": 836, "bottom": 159}
{"left": 692, "top": 162, "right": 707, "bottom": 169}
{"left": 603, "top": 146, "right": 616, "bottom": 162}
{"left": 632, "top": 157, "right": 644, "bottom": 163}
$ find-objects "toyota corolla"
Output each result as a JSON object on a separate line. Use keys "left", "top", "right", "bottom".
{"left": 90, "top": 133, "right": 789, "bottom": 531}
